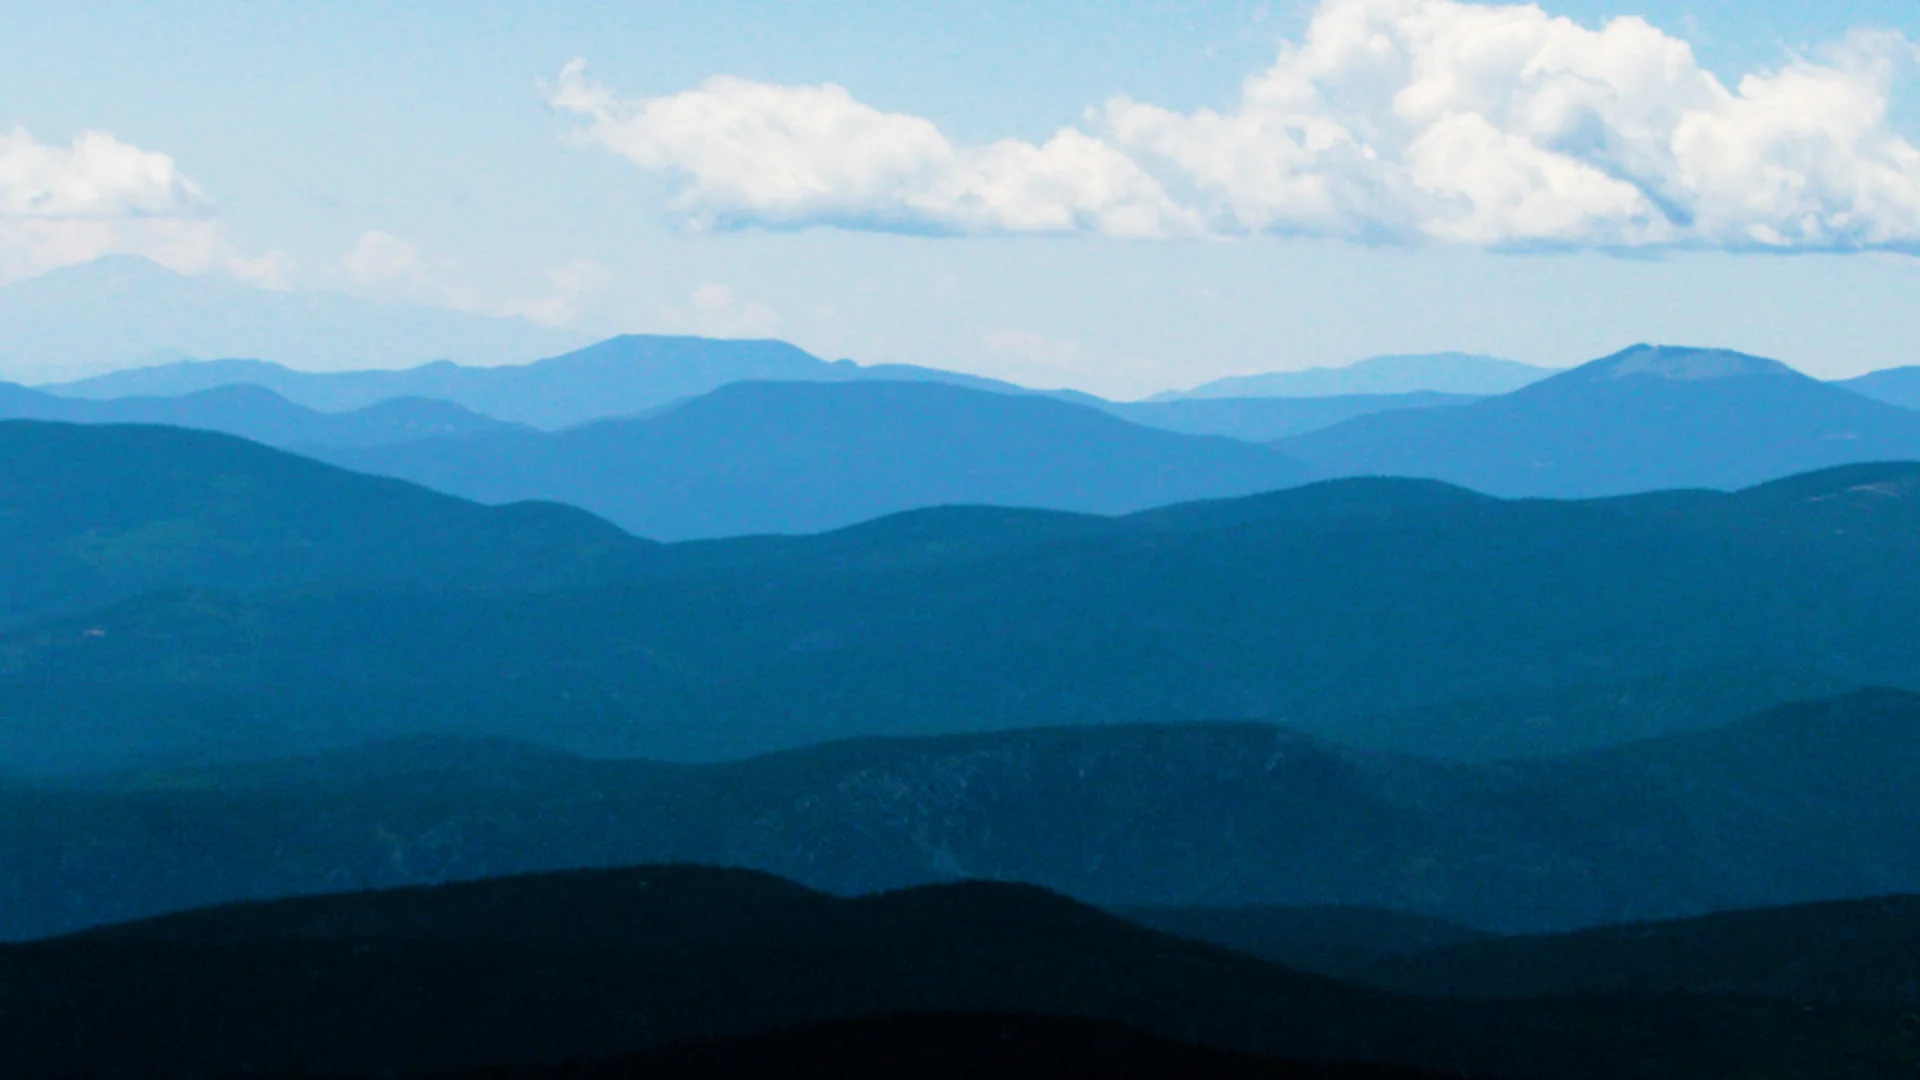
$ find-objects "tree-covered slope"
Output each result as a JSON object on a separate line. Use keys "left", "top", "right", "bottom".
{"left": 9, "top": 691, "right": 1920, "bottom": 939}
{"left": 0, "top": 420, "right": 649, "bottom": 626}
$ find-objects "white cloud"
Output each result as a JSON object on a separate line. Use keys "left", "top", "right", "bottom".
{"left": 554, "top": 0, "right": 1920, "bottom": 252}
{"left": 549, "top": 61, "right": 1202, "bottom": 237}
{"left": 340, "top": 229, "right": 609, "bottom": 327}
{"left": 0, "top": 127, "right": 280, "bottom": 284}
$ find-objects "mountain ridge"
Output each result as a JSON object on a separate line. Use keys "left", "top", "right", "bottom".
{"left": 1281, "top": 344, "right": 1920, "bottom": 496}
{"left": 311, "top": 379, "right": 1314, "bottom": 539}
{"left": 1157, "top": 352, "right": 1557, "bottom": 400}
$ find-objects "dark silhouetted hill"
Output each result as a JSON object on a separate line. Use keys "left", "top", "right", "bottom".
{"left": 9, "top": 690, "right": 1920, "bottom": 939}
{"left": 1155, "top": 353, "right": 1554, "bottom": 399}
{"left": 315, "top": 380, "right": 1312, "bottom": 538}
{"left": 1282, "top": 345, "right": 1920, "bottom": 496}
{"left": 1361, "top": 893, "right": 1920, "bottom": 1005}
{"left": 1117, "top": 905, "right": 1495, "bottom": 980}
{"left": 462, "top": 1013, "right": 1449, "bottom": 1079}
{"left": 3, "top": 865, "right": 1908, "bottom": 1080}
{"left": 0, "top": 420, "right": 649, "bottom": 627}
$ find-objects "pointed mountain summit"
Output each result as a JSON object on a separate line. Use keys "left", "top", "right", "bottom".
{"left": 1280, "top": 344, "right": 1920, "bottom": 496}
{"left": 1547, "top": 344, "right": 1796, "bottom": 384}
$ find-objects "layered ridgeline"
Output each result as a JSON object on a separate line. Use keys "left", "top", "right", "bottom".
{"left": 314, "top": 380, "right": 1312, "bottom": 538}
{"left": 1283, "top": 345, "right": 1920, "bottom": 496}
{"left": 8, "top": 691, "right": 1920, "bottom": 938}
{"left": 0, "top": 380, "right": 525, "bottom": 448}
{"left": 2, "top": 865, "right": 1908, "bottom": 1080}
{"left": 1, "top": 422, "right": 1918, "bottom": 769}
{"left": 43, "top": 333, "right": 1088, "bottom": 429}
{"left": 36, "top": 331, "right": 1489, "bottom": 461}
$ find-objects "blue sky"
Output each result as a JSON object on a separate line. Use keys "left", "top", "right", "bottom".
{"left": 3, "top": 1, "right": 1918, "bottom": 396}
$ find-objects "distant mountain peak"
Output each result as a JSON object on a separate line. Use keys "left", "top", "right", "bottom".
{"left": 1583, "top": 345, "right": 1799, "bottom": 382}
{"left": 1158, "top": 352, "right": 1557, "bottom": 400}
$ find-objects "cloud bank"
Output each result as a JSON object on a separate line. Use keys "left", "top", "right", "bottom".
{"left": 553, "top": 0, "right": 1920, "bottom": 252}
{"left": 0, "top": 127, "right": 276, "bottom": 283}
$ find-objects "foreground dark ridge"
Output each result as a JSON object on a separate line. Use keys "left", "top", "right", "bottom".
{"left": 6, "top": 865, "right": 1910, "bottom": 1079}
{"left": 7, "top": 689, "right": 1920, "bottom": 939}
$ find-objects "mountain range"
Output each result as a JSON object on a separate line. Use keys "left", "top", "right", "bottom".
{"left": 44, "top": 332, "right": 1087, "bottom": 429}
{"left": 1285, "top": 344, "right": 1920, "bottom": 496}
{"left": 8, "top": 689, "right": 1920, "bottom": 939}
{"left": 41, "top": 339, "right": 1920, "bottom": 528}
{"left": 312, "top": 380, "right": 1311, "bottom": 539}
{"left": 4, "top": 420, "right": 1918, "bottom": 771}
{"left": 0, "top": 380, "right": 525, "bottom": 448}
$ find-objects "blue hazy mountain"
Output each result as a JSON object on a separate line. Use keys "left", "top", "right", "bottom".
{"left": 314, "top": 380, "right": 1312, "bottom": 539}
{"left": 1101, "top": 392, "right": 1481, "bottom": 442}
{"left": 4, "top": 448, "right": 1917, "bottom": 772}
{"left": 0, "top": 381, "right": 525, "bottom": 448}
{"left": 44, "top": 332, "right": 1093, "bottom": 430}
{"left": 1282, "top": 344, "right": 1920, "bottom": 496}
{"left": 0, "top": 420, "right": 649, "bottom": 628}
{"left": 1838, "top": 365, "right": 1920, "bottom": 411}
{"left": 0, "top": 256, "right": 586, "bottom": 383}
{"left": 1156, "top": 353, "right": 1557, "bottom": 400}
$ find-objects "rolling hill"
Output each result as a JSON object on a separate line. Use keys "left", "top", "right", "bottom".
{"left": 313, "top": 379, "right": 1313, "bottom": 539}
{"left": 1282, "top": 344, "right": 1920, "bottom": 496}
{"left": 8, "top": 690, "right": 1920, "bottom": 939}
{"left": 2, "top": 864, "right": 1906, "bottom": 1080}
{"left": 3, "top": 456, "right": 1919, "bottom": 770}
{"left": 1359, "top": 894, "right": 1920, "bottom": 1005}
{"left": 0, "top": 420, "right": 650, "bottom": 628}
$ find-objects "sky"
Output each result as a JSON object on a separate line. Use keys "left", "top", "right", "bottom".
{"left": 2, "top": 0, "right": 1919, "bottom": 397}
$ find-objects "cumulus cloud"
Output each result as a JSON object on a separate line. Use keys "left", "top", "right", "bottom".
{"left": 0, "top": 127, "right": 280, "bottom": 283}
{"left": 549, "top": 61, "right": 1202, "bottom": 237}
{"left": 553, "top": 0, "right": 1920, "bottom": 252}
